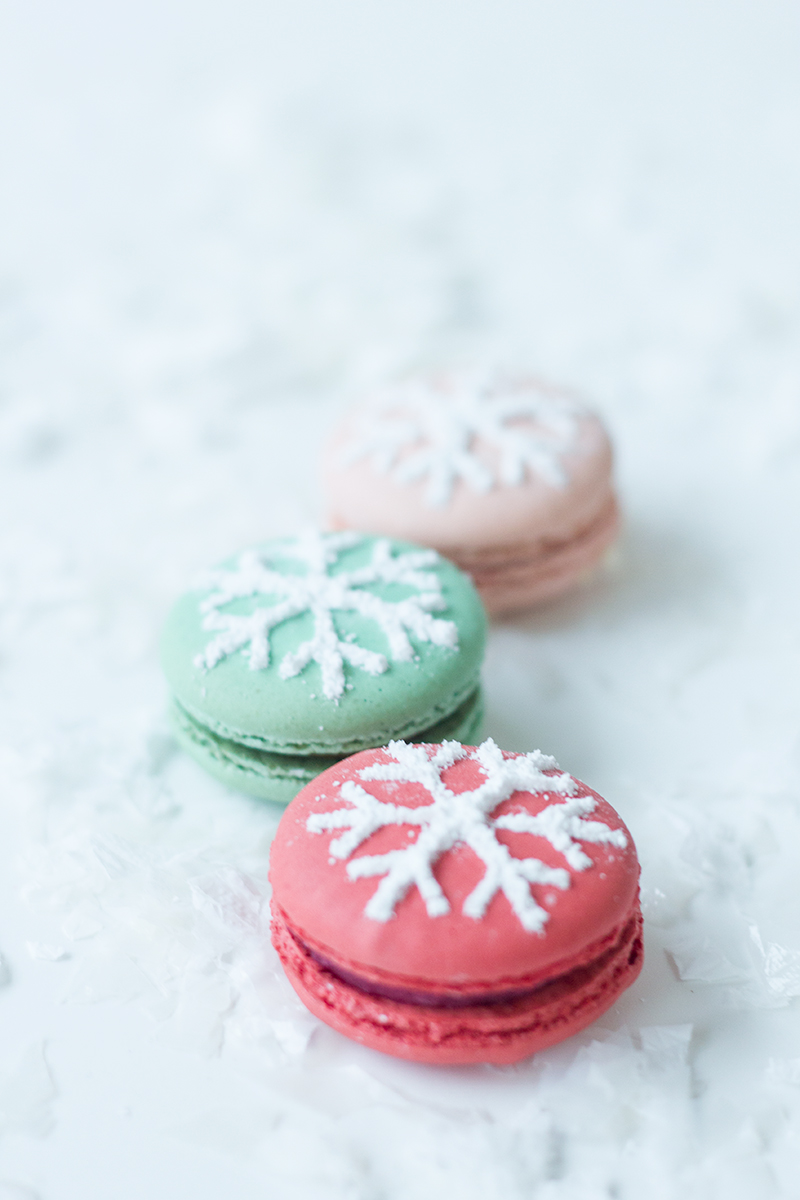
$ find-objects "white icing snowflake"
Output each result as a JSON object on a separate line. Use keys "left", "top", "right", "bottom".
{"left": 341, "top": 371, "right": 584, "bottom": 507}
{"left": 307, "top": 739, "right": 627, "bottom": 932}
{"left": 194, "top": 530, "right": 458, "bottom": 702}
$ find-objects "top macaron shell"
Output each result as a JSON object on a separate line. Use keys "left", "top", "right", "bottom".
{"left": 323, "top": 385, "right": 615, "bottom": 554}
{"left": 161, "top": 534, "right": 486, "bottom": 757}
{"left": 270, "top": 745, "right": 639, "bottom": 993}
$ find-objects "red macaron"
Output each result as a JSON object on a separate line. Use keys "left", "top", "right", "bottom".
{"left": 269, "top": 739, "right": 642, "bottom": 1065}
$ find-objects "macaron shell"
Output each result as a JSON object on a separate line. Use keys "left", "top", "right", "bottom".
{"left": 169, "top": 686, "right": 484, "bottom": 804}
{"left": 461, "top": 495, "right": 620, "bottom": 615}
{"left": 161, "top": 536, "right": 486, "bottom": 756}
{"left": 272, "top": 903, "right": 643, "bottom": 1065}
{"left": 323, "top": 407, "right": 615, "bottom": 554}
{"left": 168, "top": 698, "right": 342, "bottom": 804}
{"left": 269, "top": 748, "right": 640, "bottom": 990}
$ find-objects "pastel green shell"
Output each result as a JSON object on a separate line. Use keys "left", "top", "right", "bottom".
{"left": 161, "top": 534, "right": 487, "bottom": 801}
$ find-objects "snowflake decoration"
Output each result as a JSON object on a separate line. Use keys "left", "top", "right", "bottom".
{"left": 341, "top": 371, "right": 584, "bottom": 507}
{"left": 307, "top": 739, "right": 627, "bottom": 932}
{"left": 193, "top": 530, "right": 458, "bottom": 702}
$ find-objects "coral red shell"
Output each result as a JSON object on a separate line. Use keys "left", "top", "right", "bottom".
{"left": 269, "top": 742, "right": 642, "bottom": 1064}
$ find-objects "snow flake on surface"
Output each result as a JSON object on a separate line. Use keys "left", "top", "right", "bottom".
{"left": 194, "top": 530, "right": 459, "bottom": 701}
{"left": 306, "top": 739, "right": 627, "bottom": 931}
{"left": 341, "top": 372, "right": 584, "bottom": 507}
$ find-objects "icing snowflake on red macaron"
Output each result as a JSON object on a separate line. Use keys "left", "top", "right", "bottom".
{"left": 307, "top": 738, "right": 627, "bottom": 932}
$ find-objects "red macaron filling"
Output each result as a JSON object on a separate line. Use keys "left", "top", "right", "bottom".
{"left": 276, "top": 906, "right": 643, "bottom": 1011}
{"left": 271, "top": 901, "right": 644, "bottom": 1066}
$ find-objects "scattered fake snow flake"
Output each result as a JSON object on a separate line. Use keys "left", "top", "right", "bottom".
{"left": 663, "top": 916, "right": 800, "bottom": 1007}
{"left": 16, "top": 718, "right": 316, "bottom": 1062}
{"left": 638, "top": 1024, "right": 694, "bottom": 1070}
{"left": 0, "top": 954, "right": 10, "bottom": 988}
{"left": 267, "top": 1018, "right": 316, "bottom": 1057}
{"left": 0, "top": 1044, "right": 57, "bottom": 1139}
{"left": 306, "top": 739, "right": 626, "bottom": 931}
{"left": 188, "top": 868, "right": 263, "bottom": 936}
{"left": 341, "top": 370, "right": 584, "bottom": 506}
{"left": 61, "top": 909, "right": 103, "bottom": 942}
{"left": 166, "top": 976, "right": 235, "bottom": 1059}
{"left": 664, "top": 930, "right": 752, "bottom": 985}
{"left": 62, "top": 953, "right": 153, "bottom": 1005}
{"left": 749, "top": 926, "right": 800, "bottom": 1001}
{"left": 195, "top": 529, "right": 458, "bottom": 700}
{"left": 26, "top": 942, "right": 70, "bottom": 963}
{"left": 765, "top": 1057, "right": 800, "bottom": 1086}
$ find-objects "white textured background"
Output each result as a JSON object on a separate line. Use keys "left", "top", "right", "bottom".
{"left": 1, "top": 1, "right": 800, "bottom": 1196}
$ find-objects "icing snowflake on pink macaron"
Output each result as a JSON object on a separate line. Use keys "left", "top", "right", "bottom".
{"left": 340, "top": 370, "right": 583, "bottom": 507}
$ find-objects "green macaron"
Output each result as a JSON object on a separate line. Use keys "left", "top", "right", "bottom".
{"left": 161, "top": 530, "right": 487, "bottom": 803}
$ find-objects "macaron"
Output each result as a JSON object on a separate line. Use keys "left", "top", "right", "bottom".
{"left": 322, "top": 369, "right": 620, "bottom": 615}
{"left": 161, "top": 530, "right": 486, "bottom": 804}
{"left": 270, "top": 738, "right": 642, "bottom": 1064}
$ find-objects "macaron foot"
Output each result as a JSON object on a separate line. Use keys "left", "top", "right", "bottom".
{"left": 272, "top": 906, "right": 643, "bottom": 1066}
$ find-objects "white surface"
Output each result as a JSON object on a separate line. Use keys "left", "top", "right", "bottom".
{"left": 1, "top": 1, "right": 800, "bottom": 1195}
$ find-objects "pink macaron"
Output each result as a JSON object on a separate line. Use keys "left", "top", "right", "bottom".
{"left": 269, "top": 739, "right": 642, "bottom": 1065}
{"left": 322, "top": 370, "right": 620, "bottom": 616}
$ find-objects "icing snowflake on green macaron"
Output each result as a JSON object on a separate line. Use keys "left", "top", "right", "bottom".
{"left": 195, "top": 530, "right": 459, "bottom": 701}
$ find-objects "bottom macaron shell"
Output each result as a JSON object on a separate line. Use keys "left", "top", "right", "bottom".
{"left": 169, "top": 700, "right": 341, "bottom": 804}
{"left": 170, "top": 688, "right": 485, "bottom": 805}
{"left": 454, "top": 495, "right": 620, "bottom": 617}
{"left": 272, "top": 903, "right": 643, "bottom": 1066}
